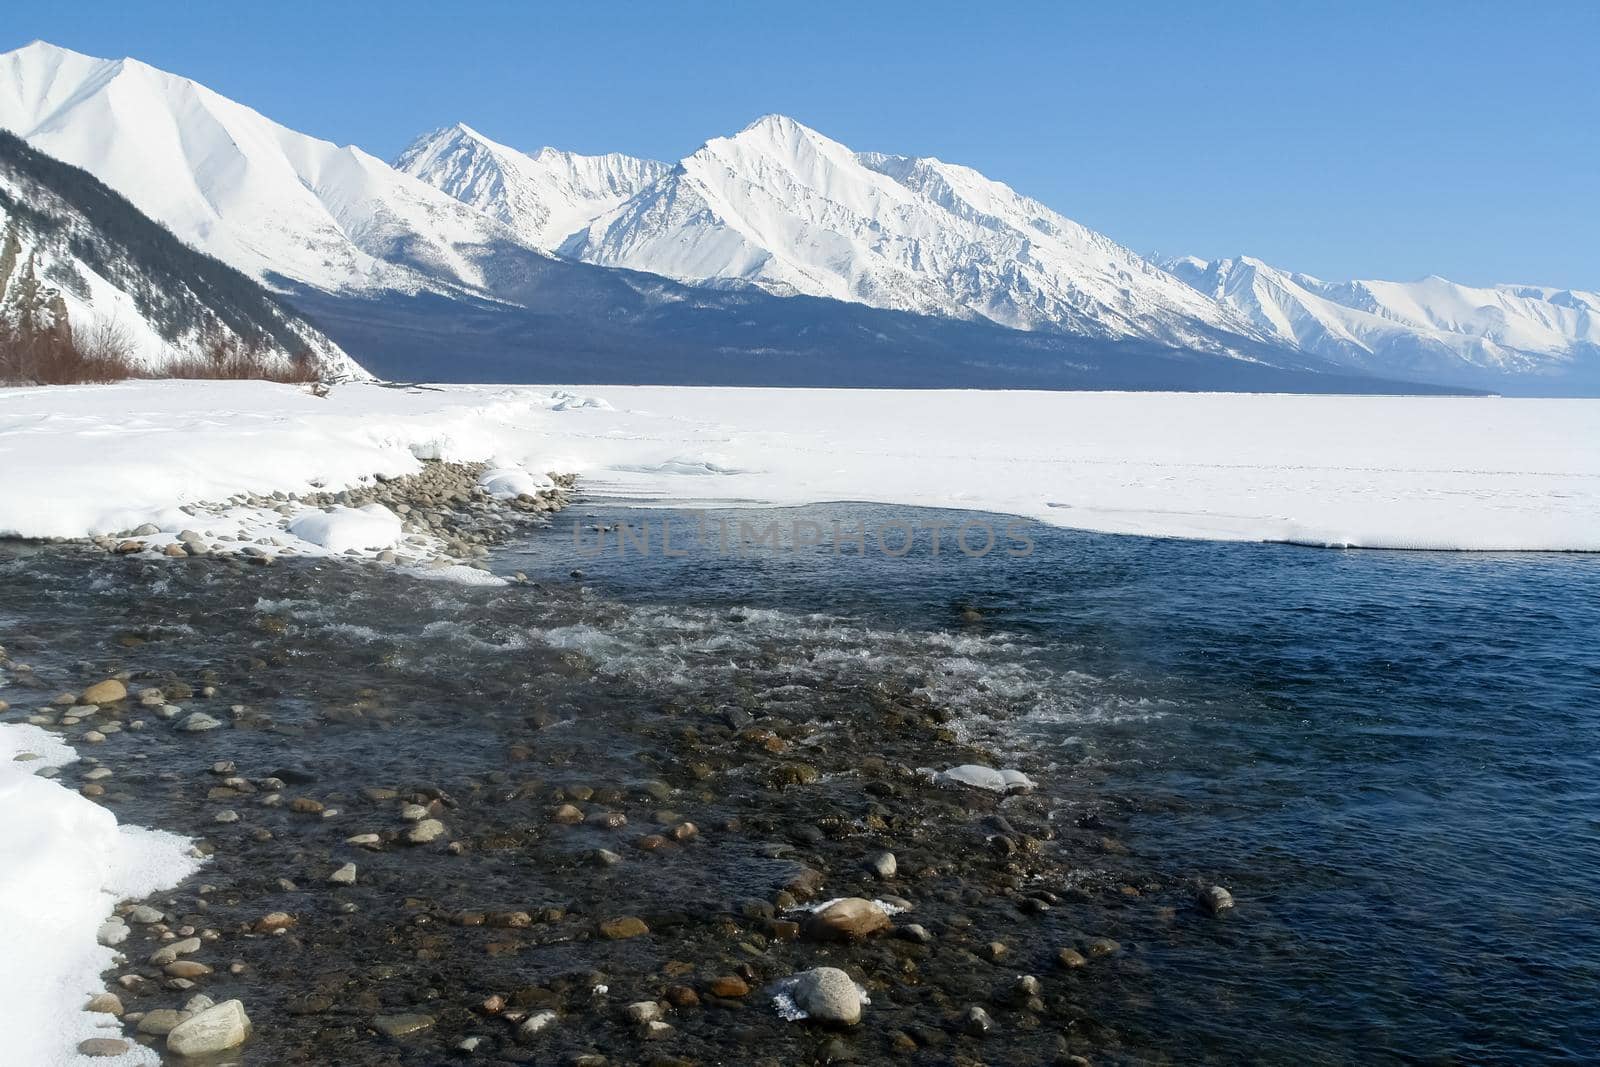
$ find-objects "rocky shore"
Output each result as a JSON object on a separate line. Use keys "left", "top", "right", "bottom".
{"left": 76, "top": 460, "right": 575, "bottom": 572}
{"left": 0, "top": 518, "right": 1234, "bottom": 1066}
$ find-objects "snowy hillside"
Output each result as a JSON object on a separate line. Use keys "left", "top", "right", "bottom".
{"left": 0, "top": 40, "right": 552, "bottom": 299}
{"left": 560, "top": 115, "right": 1268, "bottom": 352}
{"left": 0, "top": 129, "right": 361, "bottom": 378}
{"left": 1164, "top": 255, "right": 1600, "bottom": 391}
{"left": 395, "top": 123, "right": 669, "bottom": 248}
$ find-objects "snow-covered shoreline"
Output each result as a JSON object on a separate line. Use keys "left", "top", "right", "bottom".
{"left": 2, "top": 380, "right": 1597, "bottom": 553}
{"left": 0, "top": 718, "right": 202, "bottom": 1066}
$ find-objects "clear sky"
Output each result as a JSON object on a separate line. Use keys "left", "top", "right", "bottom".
{"left": 6, "top": 1, "right": 1597, "bottom": 288}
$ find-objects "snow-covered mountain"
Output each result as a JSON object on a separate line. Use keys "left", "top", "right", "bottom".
{"left": 0, "top": 128, "right": 360, "bottom": 378}
{"left": 0, "top": 40, "right": 552, "bottom": 299}
{"left": 1163, "top": 255, "right": 1600, "bottom": 391}
{"left": 555, "top": 114, "right": 1266, "bottom": 353}
{"left": 395, "top": 123, "right": 669, "bottom": 248}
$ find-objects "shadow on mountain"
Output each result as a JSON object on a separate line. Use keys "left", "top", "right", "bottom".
{"left": 283, "top": 257, "right": 1477, "bottom": 394}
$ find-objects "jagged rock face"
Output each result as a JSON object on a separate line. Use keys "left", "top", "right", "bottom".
{"left": 395, "top": 123, "right": 669, "bottom": 248}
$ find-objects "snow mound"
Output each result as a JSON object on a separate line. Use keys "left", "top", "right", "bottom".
{"left": 479, "top": 466, "right": 555, "bottom": 499}
{"left": 285, "top": 504, "right": 402, "bottom": 552}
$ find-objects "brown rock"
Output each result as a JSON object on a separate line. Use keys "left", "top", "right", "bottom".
{"left": 598, "top": 916, "right": 649, "bottom": 940}
{"left": 81, "top": 679, "right": 127, "bottom": 705}
{"left": 802, "top": 898, "right": 891, "bottom": 942}
{"left": 664, "top": 985, "right": 700, "bottom": 1008}
{"left": 254, "top": 912, "right": 295, "bottom": 933}
{"left": 165, "top": 961, "right": 212, "bottom": 979}
{"left": 707, "top": 976, "right": 749, "bottom": 998}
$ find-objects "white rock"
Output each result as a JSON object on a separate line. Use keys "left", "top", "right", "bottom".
{"left": 166, "top": 999, "right": 251, "bottom": 1057}
{"left": 774, "top": 967, "right": 867, "bottom": 1025}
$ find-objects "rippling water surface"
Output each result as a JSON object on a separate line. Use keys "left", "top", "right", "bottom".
{"left": 509, "top": 503, "right": 1600, "bottom": 1063}
{"left": 3, "top": 501, "right": 1597, "bottom": 1065}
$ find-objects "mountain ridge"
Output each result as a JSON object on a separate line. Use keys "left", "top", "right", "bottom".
{"left": 1162, "top": 254, "right": 1600, "bottom": 392}
{"left": 0, "top": 127, "right": 362, "bottom": 378}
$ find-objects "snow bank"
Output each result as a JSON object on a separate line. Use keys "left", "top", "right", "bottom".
{"left": 2, "top": 381, "right": 1597, "bottom": 552}
{"left": 0, "top": 724, "right": 202, "bottom": 1066}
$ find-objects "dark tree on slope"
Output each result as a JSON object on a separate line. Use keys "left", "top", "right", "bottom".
{"left": 0, "top": 129, "right": 331, "bottom": 359}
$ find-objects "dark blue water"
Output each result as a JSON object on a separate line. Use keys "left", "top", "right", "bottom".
{"left": 507, "top": 503, "right": 1600, "bottom": 1065}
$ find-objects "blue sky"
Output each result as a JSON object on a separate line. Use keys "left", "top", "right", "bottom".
{"left": 7, "top": 1, "right": 1597, "bottom": 288}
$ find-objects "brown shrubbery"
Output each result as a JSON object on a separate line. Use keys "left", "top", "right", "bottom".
{"left": 0, "top": 320, "right": 321, "bottom": 386}
{"left": 0, "top": 321, "right": 134, "bottom": 384}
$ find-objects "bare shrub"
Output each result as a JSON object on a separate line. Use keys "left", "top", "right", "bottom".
{"left": 158, "top": 333, "right": 321, "bottom": 384}
{"left": 0, "top": 318, "right": 134, "bottom": 384}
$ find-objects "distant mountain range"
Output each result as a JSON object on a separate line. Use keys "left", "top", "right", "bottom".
{"left": 1, "top": 40, "right": 1591, "bottom": 394}
{"left": 1163, "top": 256, "right": 1599, "bottom": 392}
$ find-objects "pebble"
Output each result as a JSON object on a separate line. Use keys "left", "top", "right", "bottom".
{"left": 179, "top": 712, "right": 223, "bottom": 732}
{"left": 150, "top": 937, "right": 202, "bottom": 965}
{"left": 253, "top": 912, "right": 295, "bottom": 933}
{"left": 85, "top": 993, "right": 124, "bottom": 1015}
{"left": 802, "top": 898, "right": 892, "bottom": 942}
{"left": 76, "top": 1039, "right": 129, "bottom": 1058}
{"left": 80, "top": 679, "right": 127, "bottom": 705}
{"left": 328, "top": 862, "right": 358, "bottom": 885}
{"left": 598, "top": 915, "right": 649, "bottom": 939}
{"left": 166, "top": 999, "right": 251, "bottom": 1056}
{"left": 867, "top": 850, "right": 897, "bottom": 879}
{"left": 625, "top": 1001, "right": 663, "bottom": 1024}
{"left": 1086, "top": 937, "right": 1121, "bottom": 959}
{"left": 403, "top": 818, "right": 446, "bottom": 844}
{"left": 708, "top": 976, "right": 750, "bottom": 998}
{"left": 127, "top": 905, "right": 164, "bottom": 924}
{"left": 137, "top": 1009, "right": 191, "bottom": 1035}
{"left": 961, "top": 1004, "right": 994, "bottom": 1036}
{"left": 518, "top": 1010, "right": 558, "bottom": 1040}
{"left": 371, "top": 1013, "right": 435, "bottom": 1038}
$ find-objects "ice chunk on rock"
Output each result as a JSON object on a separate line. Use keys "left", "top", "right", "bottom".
{"left": 934, "top": 764, "right": 1036, "bottom": 795}
{"left": 771, "top": 967, "right": 869, "bottom": 1025}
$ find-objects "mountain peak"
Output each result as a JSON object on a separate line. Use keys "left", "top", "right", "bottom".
{"left": 396, "top": 122, "right": 669, "bottom": 248}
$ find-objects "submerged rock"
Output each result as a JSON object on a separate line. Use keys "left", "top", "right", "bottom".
{"left": 372, "top": 1014, "right": 435, "bottom": 1038}
{"left": 1199, "top": 885, "right": 1236, "bottom": 914}
{"left": 803, "top": 897, "right": 893, "bottom": 942}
